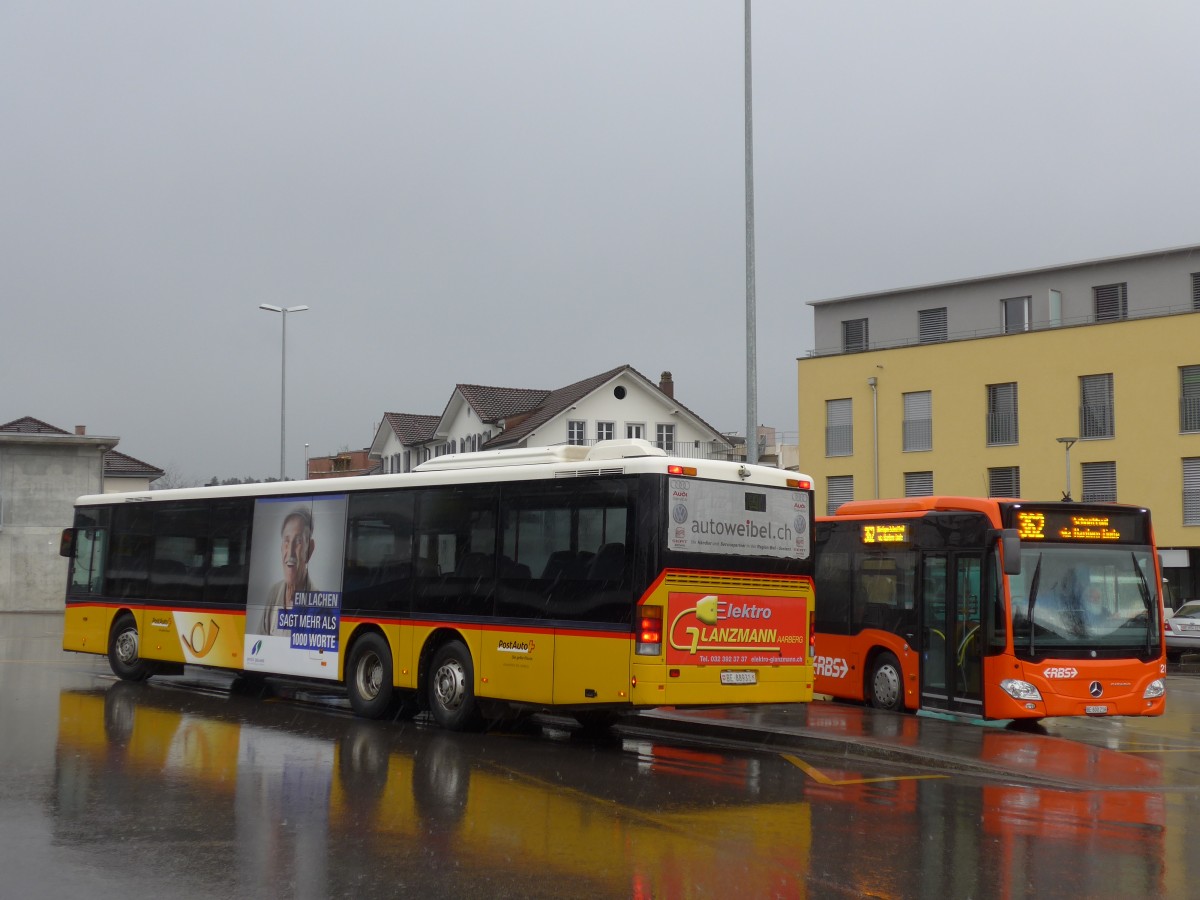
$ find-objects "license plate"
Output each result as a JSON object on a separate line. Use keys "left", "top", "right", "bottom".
{"left": 1085, "top": 705, "right": 1109, "bottom": 715}
{"left": 721, "top": 670, "right": 757, "bottom": 685}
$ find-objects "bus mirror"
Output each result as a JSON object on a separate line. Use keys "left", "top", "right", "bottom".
{"left": 59, "top": 528, "right": 76, "bottom": 558}
{"left": 1001, "top": 528, "right": 1021, "bottom": 575}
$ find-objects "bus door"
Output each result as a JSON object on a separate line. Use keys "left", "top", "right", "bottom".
{"left": 919, "top": 553, "right": 984, "bottom": 714}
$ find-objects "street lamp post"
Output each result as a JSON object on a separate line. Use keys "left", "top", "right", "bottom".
{"left": 260, "top": 304, "right": 309, "bottom": 480}
{"left": 1056, "top": 436, "right": 1078, "bottom": 501}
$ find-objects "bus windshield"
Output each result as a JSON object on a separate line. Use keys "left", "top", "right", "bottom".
{"left": 1009, "top": 544, "right": 1160, "bottom": 654}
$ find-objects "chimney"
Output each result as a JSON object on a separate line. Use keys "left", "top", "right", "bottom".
{"left": 75, "top": 425, "right": 86, "bottom": 435}
{"left": 659, "top": 371, "right": 674, "bottom": 399}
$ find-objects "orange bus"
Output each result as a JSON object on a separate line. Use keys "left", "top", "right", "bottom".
{"left": 812, "top": 497, "right": 1165, "bottom": 721}
{"left": 60, "top": 439, "right": 815, "bottom": 730}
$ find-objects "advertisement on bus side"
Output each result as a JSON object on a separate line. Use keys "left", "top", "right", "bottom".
{"left": 243, "top": 494, "right": 348, "bottom": 680}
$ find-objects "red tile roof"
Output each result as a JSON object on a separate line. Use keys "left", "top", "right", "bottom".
{"left": 0, "top": 416, "right": 71, "bottom": 434}
{"left": 381, "top": 413, "right": 441, "bottom": 445}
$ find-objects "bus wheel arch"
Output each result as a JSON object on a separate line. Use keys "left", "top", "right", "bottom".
{"left": 865, "top": 648, "right": 905, "bottom": 712}
{"left": 425, "top": 637, "right": 484, "bottom": 732}
{"left": 345, "top": 628, "right": 398, "bottom": 719}
{"left": 107, "top": 611, "right": 153, "bottom": 682}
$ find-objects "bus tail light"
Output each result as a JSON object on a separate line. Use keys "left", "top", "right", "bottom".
{"left": 637, "top": 606, "right": 663, "bottom": 656}
{"left": 787, "top": 478, "right": 813, "bottom": 491}
{"left": 667, "top": 465, "right": 697, "bottom": 476}
{"left": 809, "top": 608, "right": 816, "bottom": 661}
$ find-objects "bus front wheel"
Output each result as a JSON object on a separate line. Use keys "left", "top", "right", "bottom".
{"left": 346, "top": 632, "right": 396, "bottom": 719}
{"left": 108, "top": 612, "right": 153, "bottom": 682}
{"left": 427, "top": 640, "right": 482, "bottom": 731}
{"left": 867, "top": 651, "right": 904, "bottom": 712}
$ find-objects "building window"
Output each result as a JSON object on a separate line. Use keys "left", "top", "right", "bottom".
{"left": 1186, "top": 459, "right": 1200, "bottom": 525}
{"left": 842, "top": 318, "right": 868, "bottom": 353}
{"left": 988, "top": 466, "right": 1021, "bottom": 498}
{"left": 655, "top": 424, "right": 675, "bottom": 453}
{"left": 904, "top": 471, "right": 933, "bottom": 497}
{"left": 826, "top": 475, "right": 854, "bottom": 515}
{"left": 902, "top": 391, "right": 932, "bottom": 452}
{"left": 567, "top": 421, "right": 586, "bottom": 446}
{"left": 1094, "top": 282, "right": 1128, "bottom": 321}
{"left": 1181, "top": 367, "right": 1200, "bottom": 432}
{"left": 1079, "top": 373, "right": 1114, "bottom": 439}
{"left": 597, "top": 421, "right": 615, "bottom": 442}
{"left": 1192, "top": 273, "right": 1200, "bottom": 311}
{"left": 918, "top": 308, "right": 947, "bottom": 343}
{"left": 1081, "top": 461, "right": 1117, "bottom": 502}
{"left": 825, "top": 398, "right": 853, "bottom": 457}
{"left": 1001, "top": 296, "right": 1031, "bottom": 334}
{"left": 986, "top": 383, "right": 1019, "bottom": 446}
{"left": 626, "top": 423, "right": 645, "bottom": 440}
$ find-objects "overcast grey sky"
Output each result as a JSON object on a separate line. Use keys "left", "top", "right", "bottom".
{"left": 5, "top": 2, "right": 1200, "bottom": 483}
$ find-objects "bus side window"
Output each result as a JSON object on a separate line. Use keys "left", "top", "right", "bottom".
{"left": 413, "top": 485, "right": 498, "bottom": 617}
{"left": 106, "top": 504, "right": 154, "bottom": 599}
{"left": 204, "top": 501, "right": 251, "bottom": 607}
{"left": 343, "top": 489, "right": 415, "bottom": 613}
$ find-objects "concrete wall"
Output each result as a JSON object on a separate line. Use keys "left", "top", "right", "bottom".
{"left": 0, "top": 437, "right": 111, "bottom": 611}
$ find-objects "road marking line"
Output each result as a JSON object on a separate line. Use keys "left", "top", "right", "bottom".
{"left": 782, "top": 753, "right": 948, "bottom": 785}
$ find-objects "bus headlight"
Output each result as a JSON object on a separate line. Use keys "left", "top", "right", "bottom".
{"left": 1143, "top": 679, "right": 1166, "bottom": 699}
{"left": 1000, "top": 679, "right": 1043, "bottom": 702}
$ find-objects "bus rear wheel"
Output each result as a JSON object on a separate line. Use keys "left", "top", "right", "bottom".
{"left": 346, "top": 632, "right": 396, "bottom": 719}
{"left": 867, "top": 651, "right": 903, "bottom": 711}
{"left": 108, "top": 612, "right": 153, "bottom": 682}
{"left": 427, "top": 640, "right": 482, "bottom": 731}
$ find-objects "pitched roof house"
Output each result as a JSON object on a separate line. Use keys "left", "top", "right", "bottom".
{"left": 368, "top": 365, "right": 734, "bottom": 474}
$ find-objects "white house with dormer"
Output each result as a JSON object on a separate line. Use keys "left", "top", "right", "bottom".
{"left": 367, "top": 364, "right": 736, "bottom": 474}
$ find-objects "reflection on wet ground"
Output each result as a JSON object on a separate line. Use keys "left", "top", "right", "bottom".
{"left": 2, "top": 613, "right": 1197, "bottom": 898}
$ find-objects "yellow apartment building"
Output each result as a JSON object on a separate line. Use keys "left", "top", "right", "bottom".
{"left": 797, "top": 243, "right": 1200, "bottom": 603}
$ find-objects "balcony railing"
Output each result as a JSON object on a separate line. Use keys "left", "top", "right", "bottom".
{"left": 806, "top": 302, "right": 1198, "bottom": 357}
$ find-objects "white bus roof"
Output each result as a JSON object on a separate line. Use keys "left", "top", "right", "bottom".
{"left": 73, "top": 439, "right": 812, "bottom": 507}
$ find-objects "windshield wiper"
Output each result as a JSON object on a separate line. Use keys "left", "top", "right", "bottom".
{"left": 1131, "top": 551, "right": 1155, "bottom": 657}
{"left": 1026, "top": 553, "right": 1043, "bottom": 655}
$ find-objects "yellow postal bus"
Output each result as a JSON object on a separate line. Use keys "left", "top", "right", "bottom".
{"left": 61, "top": 439, "right": 816, "bottom": 729}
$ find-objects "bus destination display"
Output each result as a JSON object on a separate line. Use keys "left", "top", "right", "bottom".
{"left": 861, "top": 523, "right": 909, "bottom": 545}
{"left": 1013, "top": 507, "right": 1145, "bottom": 543}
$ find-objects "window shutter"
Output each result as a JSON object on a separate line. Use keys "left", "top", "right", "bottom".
{"left": 826, "top": 476, "right": 854, "bottom": 515}
{"left": 1079, "top": 374, "right": 1114, "bottom": 439}
{"left": 988, "top": 466, "right": 1021, "bottom": 498}
{"left": 1181, "top": 367, "right": 1200, "bottom": 432}
{"left": 1094, "top": 283, "right": 1128, "bottom": 321}
{"left": 1192, "top": 273, "right": 1200, "bottom": 311}
{"left": 904, "top": 471, "right": 933, "bottom": 497}
{"left": 826, "top": 399, "right": 853, "bottom": 456}
{"left": 987, "top": 383, "right": 1019, "bottom": 445}
{"left": 1080, "top": 461, "right": 1117, "bottom": 502}
{"left": 902, "top": 391, "right": 932, "bottom": 451}
{"left": 842, "top": 319, "right": 868, "bottom": 352}
{"left": 918, "top": 308, "right": 947, "bottom": 343}
{"left": 1185, "top": 459, "right": 1200, "bottom": 525}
